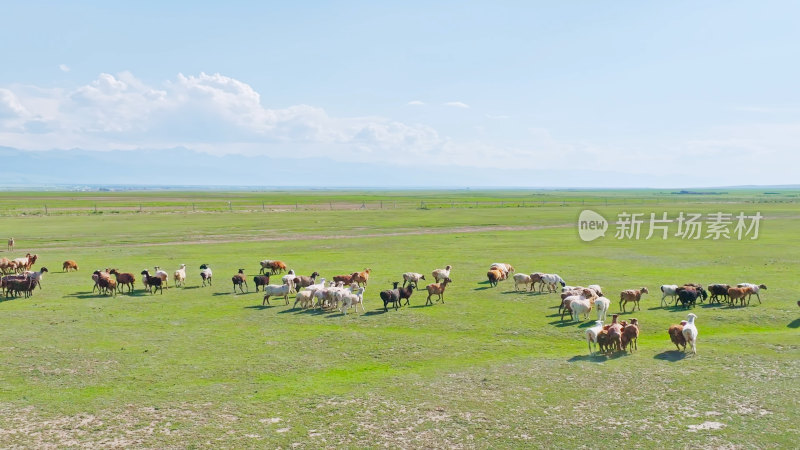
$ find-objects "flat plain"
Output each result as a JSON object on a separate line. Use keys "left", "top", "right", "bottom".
{"left": 0, "top": 190, "right": 798, "bottom": 448}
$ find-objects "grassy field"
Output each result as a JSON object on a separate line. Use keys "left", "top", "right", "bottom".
{"left": 0, "top": 191, "right": 798, "bottom": 447}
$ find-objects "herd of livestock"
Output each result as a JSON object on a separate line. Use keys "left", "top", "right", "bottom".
{"left": 0, "top": 253, "right": 772, "bottom": 356}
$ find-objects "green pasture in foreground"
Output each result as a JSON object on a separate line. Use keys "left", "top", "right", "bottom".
{"left": 0, "top": 191, "right": 798, "bottom": 447}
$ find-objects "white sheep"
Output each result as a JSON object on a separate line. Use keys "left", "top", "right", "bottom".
{"left": 737, "top": 282, "right": 767, "bottom": 304}
{"left": 432, "top": 265, "right": 452, "bottom": 283}
{"left": 682, "top": 313, "right": 698, "bottom": 354}
{"left": 282, "top": 269, "right": 297, "bottom": 293}
{"left": 262, "top": 282, "right": 292, "bottom": 306}
{"left": 513, "top": 273, "right": 532, "bottom": 291}
{"left": 569, "top": 296, "right": 593, "bottom": 321}
{"left": 587, "top": 284, "right": 604, "bottom": 297}
{"left": 585, "top": 320, "right": 604, "bottom": 354}
{"left": 154, "top": 266, "right": 169, "bottom": 289}
{"left": 199, "top": 264, "right": 213, "bottom": 286}
{"left": 24, "top": 267, "right": 49, "bottom": 289}
{"left": 540, "top": 273, "right": 566, "bottom": 293}
{"left": 660, "top": 284, "right": 679, "bottom": 307}
{"left": 490, "top": 263, "right": 515, "bottom": 274}
{"left": 294, "top": 290, "right": 315, "bottom": 309}
{"left": 594, "top": 296, "right": 611, "bottom": 322}
{"left": 173, "top": 264, "right": 187, "bottom": 287}
{"left": 340, "top": 287, "right": 366, "bottom": 315}
{"left": 402, "top": 272, "right": 426, "bottom": 289}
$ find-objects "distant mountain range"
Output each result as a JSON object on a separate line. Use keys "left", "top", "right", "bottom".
{"left": 1, "top": 147, "right": 798, "bottom": 190}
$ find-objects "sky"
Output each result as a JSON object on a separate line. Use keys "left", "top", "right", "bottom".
{"left": 1, "top": 1, "right": 799, "bottom": 187}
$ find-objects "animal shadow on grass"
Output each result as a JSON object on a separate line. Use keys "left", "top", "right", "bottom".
{"left": 568, "top": 354, "right": 608, "bottom": 363}
{"left": 213, "top": 291, "right": 251, "bottom": 296}
{"left": 363, "top": 309, "right": 387, "bottom": 316}
{"left": 788, "top": 318, "right": 800, "bottom": 329}
{"left": 181, "top": 286, "right": 201, "bottom": 290}
{"left": 548, "top": 319, "right": 576, "bottom": 328}
{"left": 654, "top": 351, "right": 687, "bottom": 362}
{"left": 243, "top": 305, "right": 275, "bottom": 310}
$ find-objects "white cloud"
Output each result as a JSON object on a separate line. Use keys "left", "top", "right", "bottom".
{"left": 59, "top": 64, "right": 70, "bottom": 72}
{"left": 1, "top": 71, "right": 797, "bottom": 185}
{"left": 485, "top": 113, "right": 510, "bottom": 119}
{"left": 444, "top": 101, "right": 469, "bottom": 108}
{"left": 407, "top": 100, "right": 425, "bottom": 106}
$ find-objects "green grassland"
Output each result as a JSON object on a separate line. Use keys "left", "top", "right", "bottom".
{"left": 0, "top": 191, "right": 798, "bottom": 447}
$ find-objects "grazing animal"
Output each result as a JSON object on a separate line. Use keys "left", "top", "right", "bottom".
{"left": 352, "top": 268, "right": 372, "bottom": 287}
{"left": 682, "top": 313, "right": 698, "bottom": 354}
{"left": 398, "top": 283, "right": 414, "bottom": 306}
{"left": 199, "top": 264, "right": 213, "bottom": 286}
{"left": 668, "top": 321, "right": 687, "bottom": 351}
{"left": 487, "top": 268, "right": 507, "bottom": 287}
{"left": 92, "top": 269, "right": 110, "bottom": 293}
{"left": 293, "top": 271, "right": 320, "bottom": 290}
{"left": 513, "top": 273, "right": 532, "bottom": 291}
{"left": 620, "top": 318, "right": 640, "bottom": 353}
{"left": 281, "top": 269, "right": 297, "bottom": 293}
{"left": 24, "top": 267, "right": 48, "bottom": 289}
{"left": 232, "top": 269, "right": 248, "bottom": 293}
{"left": 4, "top": 275, "right": 35, "bottom": 298}
{"left": 7, "top": 237, "right": 13, "bottom": 252}
{"left": 529, "top": 272, "right": 545, "bottom": 292}
{"left": 490, "top": 263, "right": 515, "bottom": 274}
{"left": 737, "top": 283, "right": 767, "bottom": 304}
{"left": 425, "top": 277, "right": 451, "bottom": 306}
{"left": 727, "top": 286, "right": 752, "bottom": 307}
{"left": 606, "top": 314, "right": 623, "bottom": 352}
{"left": 619, "top": 287, "right": 649, "bottom": 312}
{"left": 340, "top": 287, "right": 366, "bottom": 315}
{"left": 153, "top": 266, "right": 169, "bottom": 289}
{"left": 173, "top": 264, "right": 187, "bottom": 287}
{"left": 587, "top": 284, "right": 604, "bottom": 297}
{"left": 0, "top": 258, "right": 14, "bottom": 274}
{"left": 62, "top": 260, "right": 79, "bottom": 272}
{"left": 380, "top": 282, "right": 402, "bottom": 312}
{"left": 293, "top": 290, "right": 315, "bottom": 309}
{"left": 586, "top": 320, "right": 604, "bottom": 354}
{"left": 332, "top": 273, "right": 356, "bottom": 285}
{"left": 141, "top": 270, "right": 163, "bottom": 294}
{"left": 596, "top": 329, "right": 611, "bottom": 354}
{"left": 569, "top": 296, "right": 593, "bottom": 322}
{"left": 432, "top": 265, "right": 452, "bottom": 283}
{"left": 253, "top": 274, "right": 271, "bottom": 292}
{"left": 262, "top": 282, "right": 292, "bottom": 306}
{"left": 402, "top": 272, "right": 426, "bottom": 289}
{"left": 109, "top": 269, "right": 135, "bottom": 293}
{"left": 267, "top": 260, "right": 288, "bottom": 275}
{"left": 676, "top": 286, "right": 708, "bottom": 309}
{"left": 707, "top": 283, "right": 731, "bottom": 304}
{"left": 660, "top": 285, "right": 679, "bottom": 307}
{"left": 594, "top": 296, "right": 611, "bottom": 322}
{"left": 539, "top": 273, "right": 566, "bottom": 293}
{"left": 259, "top": 260, "right": 273, "bottom": 274}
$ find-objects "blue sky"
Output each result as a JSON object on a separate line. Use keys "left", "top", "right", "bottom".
{"left": 1, "top": 1, "right": 799, "bottom": 187}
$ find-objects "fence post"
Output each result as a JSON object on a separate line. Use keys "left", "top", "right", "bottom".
{"left": 228, "top": 201, "right": 232, "bottom": 212}
{"left": 44, "top": 205, "right": 48, "bottom": 215}
{"left": 94, "top": 204, "right": 97, "bottom": 213}
{"left": 262, "top": 202, "right": 265, "bottom": 211}
{"left": 192, "top": 203, "right": 196, "bottom": 212}
{"left": 380, "top": 201, "right": 383, "bottom": 209}
{"left": 295, "top": 202, "right": 298, "bottom": 210}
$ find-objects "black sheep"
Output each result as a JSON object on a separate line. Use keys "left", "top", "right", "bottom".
{"left": 676, "top": 286, "right": 707, "bottom": 309}
{"left": 253, "top": 274, "right": 270, "bottom": 292}
{"left": 380, "top": 282, "right": 401, "bottom": 311}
